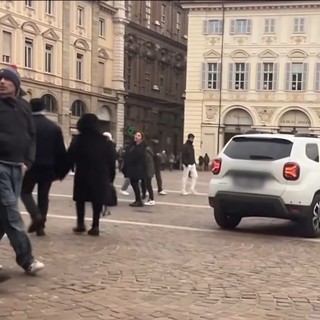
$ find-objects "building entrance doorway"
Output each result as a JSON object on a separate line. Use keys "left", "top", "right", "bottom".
{"left": 223, "top": 108, "right": 253, "bottom": 145}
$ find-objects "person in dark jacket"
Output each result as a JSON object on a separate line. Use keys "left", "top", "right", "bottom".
{"left": 181, "top": 133, "right": 198, "bottom": 195}
{"left": 20, "top": 98, "right": 68, "bottom": 236}
{"left": 204, "top": 153, "right": 210, "bottom": 171}
{"left": 150, "top": 138, "right": 167, "bottom": 195}
{"left": 144, "top": 143, "right": 155, "bottom": 206}
{"left": 0, "top": 65, "right": 44, "bottom": 274}
{"left": 68, "top": 114, "right": 116, "bottom": 236}
{"left": 126, "top": 131, "right": 147, "bottom": 207}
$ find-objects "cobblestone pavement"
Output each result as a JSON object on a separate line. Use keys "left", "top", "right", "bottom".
{"left": 1, "top": 171, "right": 320, "bottom": 320}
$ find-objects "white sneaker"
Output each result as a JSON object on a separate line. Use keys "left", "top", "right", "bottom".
{"left": 191, "top": 190, "right": 199, "bottom": 195}
{"left": 144, "top": 200, "right": 155, "bottom": 206}
{"left": 158, "top": 190, "right": 167, "bottom": 195}
{"left": 182, "top": 191, "right": 189, "bottom": 196}
{"left": 25, "top": 260, "right": 44, "bottom": 275}
{"left": 120, "top": 190, "right": 130, "bottom": 196}
{"left": 0, "top": 264, "right": 2, "bottom": 270}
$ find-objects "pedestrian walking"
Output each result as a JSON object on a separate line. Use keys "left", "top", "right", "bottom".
{"left": 151, "top": 138, "right": 167, "bottom": 195}
{"left": 144, "top": 142, "right": 155, "bottom": 206}
{"left": 126, "top": 132, "right": 147, "bottom": 207}
{"left": 68, "top": 114, "right": 116, "bottom": 236}
{"left": 0, "top": 65, "right": 44, "bottom": 274}
{"left": 181, "top": 133, "right": 198, "bottom": 195}
{"left": 204, "top": 153, "right": 210, "bottom": 171}
{"left": 20, "top": 98, "right": 68, "bottom": 236}
{"left": 119, "top": 141, "right": 133, "bottom": 196}
{"left": 168, "top": 152, "right": 175, "bottom": 171}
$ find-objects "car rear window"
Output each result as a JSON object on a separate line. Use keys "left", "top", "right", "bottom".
{"left": 224, "top": 137, "right": 293, "bottom": 160}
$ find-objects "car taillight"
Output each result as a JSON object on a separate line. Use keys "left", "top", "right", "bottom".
{"left": 211, "top": 158, "right": 222, "bottom": 175}
{"left": 283, "top": 162, "right": 300, "bottom": 181}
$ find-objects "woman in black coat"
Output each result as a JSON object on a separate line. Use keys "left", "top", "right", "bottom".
{"left": 68, "top": 114, "right": 116, "bottom": 236}
{"left": 125, "top": 132, "right": 147, "bottom": 207}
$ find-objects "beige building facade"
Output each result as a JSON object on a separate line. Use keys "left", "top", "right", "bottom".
{"left": 181, "top": 0, "right": 320, "bottom": 159}
{"left": 0, "top": 0, "right": 126, "bottom": 145}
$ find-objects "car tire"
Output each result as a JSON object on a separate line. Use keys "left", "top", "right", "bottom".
{"left": 214, "top": 206, "right": 242, "bottom": 229}
{"left": 301, "top": 195, "right": 320, "bottom": 238}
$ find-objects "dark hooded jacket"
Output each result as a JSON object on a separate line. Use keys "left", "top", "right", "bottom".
{"left": 67, "top": 114, "right": 116, "bottom": 204}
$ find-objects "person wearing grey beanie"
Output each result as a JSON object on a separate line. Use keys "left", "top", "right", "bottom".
{"left": 0, "top": 64, "right": 44, "bottom": 275}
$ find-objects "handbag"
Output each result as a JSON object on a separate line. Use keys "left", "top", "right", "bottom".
{"left": 107, "top": 183, "right": 118, "bottom": 207}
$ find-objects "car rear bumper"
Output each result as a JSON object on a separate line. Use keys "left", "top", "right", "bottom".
{"left": 209, "top": 191, "right": 309, "bottom": 219}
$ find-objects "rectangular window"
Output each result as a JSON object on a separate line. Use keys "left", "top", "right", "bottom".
{"left": 161, "top": 4, "right": 166, "bottom": 25}
{"left": 229, "top": 63, "right": 249, "bottom": 90}
{"left": 24, "top": 38, "right": 33, "bottom": 69}
{"left": 176, "top": 12, "right": 181, "bottom": 36}
{"left": 230, "top": 19, "right": 251, "bottom": 34}
{"left": 98, "top": 18, "right": 105, "bottom": 37}
{"left": 44, "top": 44, "right": 53, "bottom": 73}
{"left": 315, "top": 63, "right": 320, "bottom": 91}
{"left": 145, "top": 1, "right": 151, "bottom": 29}
{"left": 286, "top": 63, "right": 308, "bottom": 91}
{"left": 25, "top": 0, "right": 33, "bottom": 8}
{"left": 202, "top": 62, "right": 221, "bottom": 90}
{"left": 127, "top": 0, "right": 132, "bottom": 19}
{"left": 264, "top": 18, "right": 275, "bottom": 33}
{"left": 99, "top": 61, "right": 105, "bottom": 87}
{"left": 45, "top": 0, "right": 53, "bottom": 15}
{"left": 203, "top": 20, "right": 222, "bottom": 35}
{"left": 77, "top": 6, "right": 84, "bottom": 26}
{"left": 257, "top": 63, "right": 278, "bottom": 91}
{"left": 2, "top": 31, "right": 12, "bottom": 63}
{"left": 294, "top": 18, "right": 305, "bottom": 33}
{"left": 76, "top": 53, "right": 83, "bottom": 80}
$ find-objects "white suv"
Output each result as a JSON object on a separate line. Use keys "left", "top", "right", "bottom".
{"left": 208, "top": 132, "right": 320, "bottom": 238}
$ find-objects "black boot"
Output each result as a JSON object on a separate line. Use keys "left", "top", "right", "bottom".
{"left": 87, "top": 227, "right": 99, "bottom": 236}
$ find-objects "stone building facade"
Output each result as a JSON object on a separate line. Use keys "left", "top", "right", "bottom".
{"left": 181, "top": 0, "right": 320, "bottom": 159}
{"left": 0, "top": 0, "right": 126, "bottom": 145}
{"left": 123, "top": 0, "right": 188, "bottom": 155}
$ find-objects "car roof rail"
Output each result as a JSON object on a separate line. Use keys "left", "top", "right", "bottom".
{"left": 294, "top": 133, "right": 319, "bottom": 138}
{"left": 244, "top": 129, "right": 273, "bottom": 134}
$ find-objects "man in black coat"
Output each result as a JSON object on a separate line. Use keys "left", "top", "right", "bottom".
{"left": 181, "top": 133, "right": 198, "bottom": 195}
{"left": 20, "top": 98, "right": 68, "bottom": 236}
{"left": 0, "top": 65, "right": 44, "bottom": 274}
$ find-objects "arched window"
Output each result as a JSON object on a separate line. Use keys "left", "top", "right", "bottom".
{"left": 71, "top": 100, "right": 86, "bottom": 117}
{"left": 41, "top": 94, "right": 58, "bottom": 113}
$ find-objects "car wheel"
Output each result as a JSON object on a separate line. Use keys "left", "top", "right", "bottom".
{"left": 213, "top": 206, "right": 242, "bottom": 229}
{"left": 301, "top": 195, "right": 320, "bottom": 238}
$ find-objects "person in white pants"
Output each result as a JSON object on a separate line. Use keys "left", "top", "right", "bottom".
{"left": 181, "top": 133, "right": 198, "bottom": 195}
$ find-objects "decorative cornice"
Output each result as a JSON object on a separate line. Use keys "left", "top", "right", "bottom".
{"left": 183, "top": 2, "right": 320, "bottom": 12}
{"left": 98, "top": 1, "right": 117, "bottom": 15}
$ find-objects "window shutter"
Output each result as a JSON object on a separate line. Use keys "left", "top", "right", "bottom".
{"left": 203, "top": 20, "right": 208, "bottom": 35}
{"left": 230, "top": 20, "right": 235, "bottom": 34}
{"left": 246, "top": 19, "right": 252, "bottom": 34}
{"left": 316, "top": 63, "right": 320, "bottom": 91}
{"left": 271, "top": 19, "right": 275, "bottom": 33}
{"left": 244, "top": 63, "right": 250, "bottom": 90}
{"left": 202, "top": 62, "right": 207, "bottom": 89}
{"left": 273, "top": 63, "right": 278, "bottom": 91}
{"left": 3, "top": 32, "right": 11, "bottom": 57}
{"left": 302, "top": 63, "right": 308, "bottom": 91}
{"left": 228, "top": 63, "right": 234, "bottom": 89}
{"left": 217, "top": 63, "right": 221, "bottom": 89}
{"left": 285, "top": 63, "right": 291, "bottom": 90}
{"left": 219, "top": 20, "right": 223, "bottom": 34}
{"left": 256, "top": 63, "right": 262, "bottom": 91}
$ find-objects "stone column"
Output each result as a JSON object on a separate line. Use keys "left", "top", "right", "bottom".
{"left": 112, "top": 0, "right": 128, "bottom": 148}
{"left": 61, "top": 0, "right": 72, "bottom": 143}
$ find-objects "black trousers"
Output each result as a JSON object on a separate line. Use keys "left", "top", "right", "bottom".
{"left": 145, "top": 177, "right": 154, "bottom": 201}
{"left": 154, "top": 165, "right": 163, "bottom": 193}
{"left": 140, "top": 179, "right": 146, "bottom": 198}
{"left": 76, "top": 202, "right": 102, "bottom": 228}
{"left": 21, "top": 168, "right": 53, "bottom": 228}
{"left": 130, "top": 179, "right": 142, "bottom": 202}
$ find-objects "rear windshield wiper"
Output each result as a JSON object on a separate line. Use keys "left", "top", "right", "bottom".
{"left": 249, "top": 155, "right": 274, "bottom": 160}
